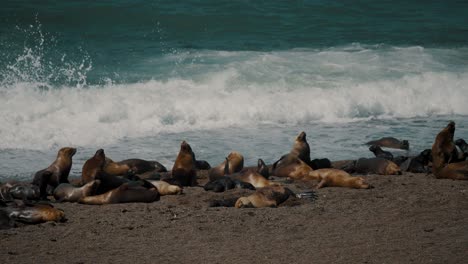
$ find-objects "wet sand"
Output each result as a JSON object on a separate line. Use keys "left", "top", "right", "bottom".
{"left": 1, "top": 172, "right": 467, "bottom": 264}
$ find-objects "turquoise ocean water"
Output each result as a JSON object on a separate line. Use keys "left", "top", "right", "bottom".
{"left": 1, "top": 1, "right": 467, "bottom": 180}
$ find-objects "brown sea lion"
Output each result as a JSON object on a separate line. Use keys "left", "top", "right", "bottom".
{"left": 104, "top": 158, "right": 167, "bottom": 176}
{"left": 271, "top": 155, "right": 317, "bottom": 181}
{"left": 434, "top": 161, "right": 468, "bottom": 180}
{"left": 82, "top": 149, "right": 106, "bottom": 184}
{"left": 32, "top": 147, "right": 77, "bottom": 199}
{"left": 147, "top": 180, "right": 182, "bottom": 195}
{"left": 230, "top": 159, "right": 274, "bottom": 188}
{"left": 235, "top": 184, "right": 291, "bottom": 208}
{"left": 78, "top": 183, "right": 159, "bottom": 205}
{"left": 309, "top": 169, "right": 371, "bottom": 189}
{"left": 171, "top": 141, "right": 197, "bottom": 186}
{"left": 431, "top": 121, "right": 456, "bottom": 172}
{"left": 208, "top": 151, "right": 244, "bottom": 181}
{"left": 366, "top": 137, "right": 409, "bottom": 150}
{"left": 1, "top": 201, "right": 66, "bottom": 224}
{"left": 290, "top": 131, "right": 311, "bottom": 165}
{"left": 53, "top": 180, "right": 100, "bottom": 202}
{"left": 348, "top": 158, "right": 401, "bottom": 175}
{"left": 369, "top": 145, "right": 394, "bottom": 160}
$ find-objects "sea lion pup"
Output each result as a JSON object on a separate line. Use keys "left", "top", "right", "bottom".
{"left": 171, "top": 141, "right": 198, "bottom": 187}
{"left": 104, "top": 158, "right": 167, "bottom": 176}
{"left": 208, "top": 151, "right": 244, "bottom": 181}
{"left": 369, "top": 145, "right": 394, "bottom": 160}
{"left": 147, "top": 180, "right": 182, "bottom": 195}
{"left": 78, "top": 183, "right": 160, "bottom": 205}
{"left": 32, "top": 147, "right": 77, "bottom": 199}
{"left": 1, "top": 201, "right": 66, "bottom": 224}
{"left": 346, "top": 158, "right": 402, "bottom": 175}
{"left": 53, "top": 180, "right": 101, "bottom": 202}
{"left": 431, "top": 121, "right": 457, "bottom": 172}
{"left": 309, "top": 169, "right": 371, "bottom": 189}
{"left": 235, "top": 185, "right": 289, "bottom": 208}
{"left": 399, "top": 149, "right": 432, "bottom": 173}
{"left": 366, "top": 137, "right": 409, "bottom": 150}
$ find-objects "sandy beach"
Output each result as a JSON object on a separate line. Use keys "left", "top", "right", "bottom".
{"left": 1, "top": 171, "right": 467, "bottom": 264}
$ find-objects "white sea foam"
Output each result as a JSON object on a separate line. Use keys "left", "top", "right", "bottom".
{"left": 1, "top": 46, "right": 468, "bottom": 150}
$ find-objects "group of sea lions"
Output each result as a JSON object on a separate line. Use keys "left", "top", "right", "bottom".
{"left": 1, "top": 121, "right": 467, "bottom": 229}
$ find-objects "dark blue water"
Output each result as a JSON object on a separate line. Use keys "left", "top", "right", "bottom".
{"left": 1, "top": 1, "right": 467, "bottom": 180}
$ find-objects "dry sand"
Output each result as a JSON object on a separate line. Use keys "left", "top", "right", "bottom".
{"left": 1, "top": 172, "right": 467, "bottom": 264}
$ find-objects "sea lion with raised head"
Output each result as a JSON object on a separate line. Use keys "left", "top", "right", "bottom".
{"left": 82, "top": 149, "right": 106, "bottom": 184}
{"left": 78, "top": 183, "right": 159, "bottom": 205}
{"left": 53, "top": 180, "right": 100, "bottom": 202}
{"left": 208, "top": 151, "right": 244, "bottom": 181}
{"left": 309, "top": 169, "right": 372, "bottom": 189}
{"left": 431, "top": 121, "right": 456, "bottom": 172}
{"left": 32, "top": 147, "right": 77, "bottom": 199}
{"left": 346, "top": 158, "right": 401, "bottom": 175}
{"left": 369, "top": 145, "right": 394, "bottom": 160}
{"left": 366, "top": 137, "right": 409, "bottom": 150}
{"left": 171, "top": 141, "right": 197, "bottom": 186}
{"left": 290, "top": 131, "right": 311, "bottom": 165}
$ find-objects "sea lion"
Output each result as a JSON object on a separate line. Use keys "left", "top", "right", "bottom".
{"left": 171, "top": 141, "right": 197, "bottom": 187}
{"left": 310, "top": 158, "right": 332, "bottom": 170}
{"left": 454, "top": 139, "right": 468, "bottom": 161}
{"left": 82, "top": 149, "right": 106, "bottom": 184}
{"left": 104, "top": 158, "right": 167, "bottom": 176}
{"left": 32, "top": 147, "right": 77, "bottom": 199}
{"left": 53, "top": 180, "right": 100, "bottom": 202}
{"left": 208, "top": 151, "right": 244, "bottom": 181}
{"left": 346, "top": 158, "right": 402, "bottom": 175}
{"left": 434, "top": 161, "right": 468, "bottom": 180}
{"left": 331, "top": 160, "right": 355, "bottom": 170}
{"left": 147, "top": 180, "right": 182, "bottom": 195}
{"left": 369, "top": 145, "right": 394, "bottom": 160}
{"left": 204, "top": 177, "right": 255, "bottom": 192}
{"left": 235, "top": 185, "right": 291, "bottom": 208}
{"left": 399, "top": 149, "right": 432, "bottom": 173}
{"left": 78, "top": 183, "right": 160, "bottom": 205}
{"left": 230, "top": 159, "right": 275, "bottom": 188}
{"left": 309, "top": 169, "right": 371, "bottom": 189}
{"left": 190, "top": 150, "right": 211, "bottom": 170}
{"left": 1, "top": 201, "right": 66, "bottom": 224}
{"left": 271, "top": 155, "right": 316, "bottom": 181}
{"left": 366, "top": 137, "right": 409, "bottom": 150}
{"left": 8, "top": 184, "right": 40, "bottom": 200}
{"left": 290, "top": 131, "right": 311, "bottom": 165}
{"left": 431, "top": 121, "right": 456, "bottom": 172}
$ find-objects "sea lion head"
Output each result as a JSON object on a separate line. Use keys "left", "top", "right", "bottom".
{"left": 53, "top": 208, "right": 67, "bottom": 222}
{"left": 59, "top": 147, "right": 77, "bottom": 158}
{"left": 355, "top": 177, "right": 372, "bottom": 189}
{"left": 235, "top": 197, "right": 254, "bottom": 208}
{"left": 446, "top": 121, "right": 456, "bottom": 135}
{"left": 369, "top": 145, "right": 380, "bottom": 153}
{"left": 180, "top": 141, "right": 192, "bottom": 153}
{"left": 400, "top": 140, "right": 409, "bottom": 150}
{"left": 455, "top": 138, "right": 466, "bottom": 147}
{"left": 296, "top": 131, "right": 307, "bottom": 142}
{"left": 257, "top": 159, "right": 269, "bottom": 178}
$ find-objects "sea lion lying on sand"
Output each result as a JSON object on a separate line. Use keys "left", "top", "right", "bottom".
{"left": 309, "top": 169, "right": 372, "bottom": 189}
{"left": 147, "top": 180, "right": 182, "bottom": 195}
{"left": 79, "top": 183, "right": 159, "bottom": 205}
{"left": 53, "top": 180, "right": 101, "bottom": 202}
{"left": 208, "top": 151, "right": 244, "bottom": 181}
{"left": 104, "top": 158, "right": 167, "bottom": 176}
{"left": 1, "top": 200, "right": 66, "bottom": 224}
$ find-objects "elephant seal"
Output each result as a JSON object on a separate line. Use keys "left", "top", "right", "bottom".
{"left": 78, "top": 183, "right": 160, "bottom": 205}
{"left": 147, "top": 180, "right": 182, "bottom": 195}
{"left": 1, "top": 201, "right": 66, "bottom": 224}
{"left": 32, "top": 147, "right": 77, "bottom": 199}
{"left": 53, "top": 180, "right": 100, "bottom": 202}
{"left": 346, "top": 158, "right": 402, "bottom": 175}
{"left": 309, "top": 169, "right": 372, "bottom": 189}
{"left": 171, "top": 141, "right": 197, "bottom": 187}
{"left": 431, "top": 121, "right": 457, "bottom": 172}
{"left": 369, "top": 145, "right": 394, "bottom": 160}
{"left": 235, "top": 185, "right": 292, "bottom": 208}
{"left": 366, "top": 137, "right": 409, "bottom": 150}
{"left": 208, "top": 151, "right": 244, "bottom": 181}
